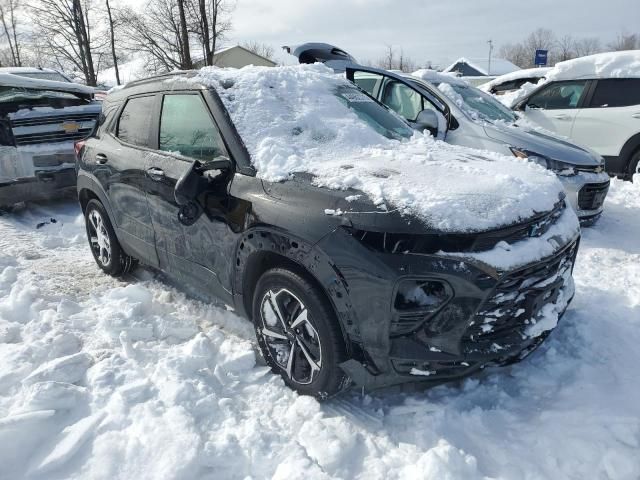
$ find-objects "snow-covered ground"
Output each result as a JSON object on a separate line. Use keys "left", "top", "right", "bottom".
{"left": 0, "top": 179, "right": 639, "bottom": 480}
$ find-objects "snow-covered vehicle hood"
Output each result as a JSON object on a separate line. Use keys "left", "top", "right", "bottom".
{"left": 482, "top": 122, "right": 603, "bottom": 168}
{"left": 191, "top": 64, "right": 572, "bottom": 234}
{"left": 0, "top": 73, "right": 95, "bottom": 98}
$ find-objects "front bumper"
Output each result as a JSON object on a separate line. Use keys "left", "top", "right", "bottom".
{"left": 558, "top": 171, "right": 610, "bottom": 224}
{"left": 318, "top": 221, "right": 580, "bottom": 390}
{"left": 0, "top": 168, "right": 77, "bottom": 207}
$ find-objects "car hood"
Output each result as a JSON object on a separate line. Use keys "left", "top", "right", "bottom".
{"left": 483, "top": 121, "right": 603, "bottom": 167}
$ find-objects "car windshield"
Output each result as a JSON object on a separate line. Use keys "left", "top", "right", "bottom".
{"left": 439, "top": 82, "right": 517, "bottom": 123}
{"left": 14, "top": 72, "right": 70, "bottom": 82}
{"left": 333, "top": 85, "right": 414, "bottom": 141}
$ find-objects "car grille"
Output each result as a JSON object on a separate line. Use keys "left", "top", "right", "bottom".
{"left": 578, "top": 181, "right": 610, "bottom": 211}
{"left": 10, "top": 113, "right": 97, "bottom": 146}
{"left": 463, "top": 240, "right": 578, "bottom": 346}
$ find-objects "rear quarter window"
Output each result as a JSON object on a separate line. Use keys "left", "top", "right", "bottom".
{"left": 116, "top": 95, "right": 155, "bottom": 147}
{"left": 589, "top": 79, "right": 640, "bottom": 108}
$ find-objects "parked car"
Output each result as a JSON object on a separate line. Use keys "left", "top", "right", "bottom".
{"left": 511, "top": 51, "right": 640, "bottom": 179}
{"left": 285, "top": 43, "right": 610, "bottom": 225}
{"left": 76, "top": 66, "right": 580, "bottom": 397}
{"left": 478, "top": 67, "right": 550, "bottom": 95}
{"left": 0, "top": 66, "right": 73, "bottom": 83}
{"left": 0, "top": 73, "right": 101, "bottom": 208}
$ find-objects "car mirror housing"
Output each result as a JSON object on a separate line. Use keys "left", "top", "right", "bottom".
{"left": 414, "top": 109, "right": 440, "bottom": 132}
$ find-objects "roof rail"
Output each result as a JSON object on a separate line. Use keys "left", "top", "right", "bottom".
{"left": 122, "top": 69, "right": 198, "bottom": 89}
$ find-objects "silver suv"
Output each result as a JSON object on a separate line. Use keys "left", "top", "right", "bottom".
{"left": 0, "top": 73, "right": 101, "bottom": 208}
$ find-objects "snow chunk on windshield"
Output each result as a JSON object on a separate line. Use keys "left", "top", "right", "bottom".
{"left": 191, "top": 64, "right": 566, "bottom": 232}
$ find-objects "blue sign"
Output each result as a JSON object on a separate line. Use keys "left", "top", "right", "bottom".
{"left": 535, "top": 49, "right": 548, "bottom": 66}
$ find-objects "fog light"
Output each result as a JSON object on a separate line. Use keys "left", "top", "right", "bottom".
{"left": 394, "top": 280, "right": 451, "bottom": 311}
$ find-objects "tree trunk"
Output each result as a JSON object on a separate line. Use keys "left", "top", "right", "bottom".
{"left": 176, "top": 0, "right": 192, "bottom": 69}
{"left": 199, "top": 0, "right": 211, "bottom": 65}
{"left": 105, "top": 0, "right": 120, "bottom": 84}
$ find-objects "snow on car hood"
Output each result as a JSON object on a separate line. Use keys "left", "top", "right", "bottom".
{"left": 192, "top": 64, "right": 567, "bottom": 233}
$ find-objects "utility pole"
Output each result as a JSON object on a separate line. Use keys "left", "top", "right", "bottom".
{"left": 487, "top": 39, "right": 493, "bottom": 75}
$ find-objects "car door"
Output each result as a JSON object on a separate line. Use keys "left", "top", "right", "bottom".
{"left": 145, "top": 91, "right": 233, "bottom": 303}
{"left": 570, "top": 78, "right": 640, "bottom": 158}
{"left": 92, "top": 94, "right": 159, "bottom": 266}
{"left": 519, "top": 80, "right": 589, "bottom": 137}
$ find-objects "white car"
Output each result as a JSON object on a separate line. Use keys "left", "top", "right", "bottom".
{"left": 511, "top": 51, "right": 640, "bottom": 179}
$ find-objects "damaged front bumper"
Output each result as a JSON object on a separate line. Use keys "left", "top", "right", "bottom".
{"left": 317, "top": 208, "right": 581, "bottom": 391}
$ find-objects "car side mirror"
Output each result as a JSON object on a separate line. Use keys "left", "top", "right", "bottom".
{"left": 414, "top": 109, "right": 439, "bottom": 133}
{"left": 174, "top": 157, "right": 232, "bottom": 225}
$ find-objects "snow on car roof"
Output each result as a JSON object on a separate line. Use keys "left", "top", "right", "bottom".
{"left": 546, "top": 50, "right": 640, "bottom": 81}
{"left": 189, "top": 64, "right": 568, "bottom": 233}
{"left": 0, "top": 73, "right": 94, "bottom": 96}
{"left": 478, "top": 67, "right": 551, "bottom": 92}
{"left": 409, "top": 69, "right": 467, "bottom": 86}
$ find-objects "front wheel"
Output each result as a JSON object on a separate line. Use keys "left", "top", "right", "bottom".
{"left": 84, "top": 199, "right": 136, "bottom": 276}
{"left": 252, "top": 268, "right": 349, "bottom": 398}
{"left": 629, "top": 149, "right": 640, "bottom": 182}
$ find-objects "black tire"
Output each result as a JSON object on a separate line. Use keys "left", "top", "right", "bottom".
{"left": 252, "top": 267, "right": 349, "bottom": 398}
{"left": 84, "top": 199, "right": 136, "bottom": 276}
{"left": 628, "top": 149, "right": 640, "bottom": 182}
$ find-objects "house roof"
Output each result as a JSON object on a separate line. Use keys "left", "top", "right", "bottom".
{"left": 443, "top": 57, "right": 520, "bottom": 76}
{"left": 211, "top": 45, "right": 277, "bottom": 66}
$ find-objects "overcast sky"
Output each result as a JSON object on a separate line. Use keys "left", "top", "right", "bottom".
{"left": 130, "top": 0, "right": 640, "bottom": 67}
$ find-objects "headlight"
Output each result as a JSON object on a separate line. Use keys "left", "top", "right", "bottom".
{"left": 510, "top": 147, "right": 577, "bottom": 176}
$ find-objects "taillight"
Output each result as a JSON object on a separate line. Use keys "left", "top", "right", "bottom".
{"left": 74, "top": 140, "right": 86, "bottom": 159}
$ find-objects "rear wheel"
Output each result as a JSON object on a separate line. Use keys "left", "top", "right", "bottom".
{"left": 252, "top": 268, "right": 349, "bottom": 398}
{"left": 84, "top": 199, "right": 136, "bottom": 276}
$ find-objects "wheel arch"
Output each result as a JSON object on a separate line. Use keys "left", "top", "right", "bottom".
{"left": 619, "top": 131, "right": 640, "bottom": 175}
{"left": 234, "top": 228, "right": 357, "bottom": 350}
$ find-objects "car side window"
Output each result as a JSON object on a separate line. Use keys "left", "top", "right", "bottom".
{"left": 527, "top": 81, "right": 587, "bottom": 110}
{"left": 159, "top": 94, "right": 228, "bottom": 161}
{"left": 382, "top": 81, "right": 423, "bottom": 121}
{"left": 116, "top": 95, "right": 155, "bottom": 147}
{"left": 589, "top": 79, "right": 640, "bottom": 108}
{"left": 353, "top": 72, "right": 383, "bottom": 98}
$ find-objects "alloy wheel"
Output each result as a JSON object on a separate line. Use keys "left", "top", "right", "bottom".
{"left": 259, "top": 288, "right": 323, "bottom": 385}
{"left": 87, "top": 209, "right": 112, "bottom": 267}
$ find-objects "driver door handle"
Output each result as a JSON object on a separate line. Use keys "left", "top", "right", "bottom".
{"left": 147, "top": 167, "right": 165, "bottom": 181}
{"left": 553, "top": 114, "right": 571, "bottom": 120}
{"left": 95, "top": 153, "right": 108, "bottom": 164}
{"left": 632, "top": 113, "right": 640, "bottom": 119}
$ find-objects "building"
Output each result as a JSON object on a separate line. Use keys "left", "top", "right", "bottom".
{"left": 443, "top": 57, "right": 520, "bottom": 77}
{"left": 194, "top": 45, "right": 277, "bottom": 69}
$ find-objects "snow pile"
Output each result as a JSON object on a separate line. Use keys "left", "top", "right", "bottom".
{"left": 477, "top": 67, "right": 551, "bottom": 92}
{"left": 546, "top": 50, "right": 640, "bottom": 81}
{"left": 1, "top": 181, "right": 640, "bottom": 479}
{"left": 191, "top": 64, "right": 569, "bottom": 233}
{"left": 410, "top": 69, "right": 466, "bottom": 86}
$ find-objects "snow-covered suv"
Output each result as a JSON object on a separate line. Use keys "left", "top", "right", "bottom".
{"left": 512, "top": 51, "right": 640, "bottom": 179}
{"left": 0, "top": 73, "right": 101, "bottom": 208}
{"left": 76, "top": 65, "right": 580, "bottom": 396}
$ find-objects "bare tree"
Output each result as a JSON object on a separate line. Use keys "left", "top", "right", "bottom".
{"left": 607, "top": 32, "right": 639, "bottom": 51}
{"left": 242, "top": 41, "right": 275, "bottom": 61}
{"left": 555, "top": 35, "right": 576, "bottom": 62}
{"left": 573, "top": 37, "right": 602, "bottom": 57}
{"left": 375, "top": 45, "right": 416, "bottom": 72}
{"left": 498, "top": 42, "right": 530, "bottom": 68}
{"left": 104, "top": 0, "right": 119, "bottom": 84}
{"left": 0, "top": 0, "right": 21, "bottom": 66}
{"left": 27, "top": 0, "right": 103, "bottom": 85}
{"left": 120, "top": 0, "right": 232, "bottom": 72}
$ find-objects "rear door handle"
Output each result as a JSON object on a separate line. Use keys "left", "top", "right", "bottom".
{"left": 147, "top": 167, "right": 165, "bottom": 181}
{"left": 632, "top": 113, "right": 640, "bottom": 119}
{"left": 553, "top": 114, "right": 570, "bottom": 120}
{"left": 95, "top": 153, "right": 108, "bottom": 164}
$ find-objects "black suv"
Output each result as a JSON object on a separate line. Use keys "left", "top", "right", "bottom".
{"left": 76, "top": 68, "right": 580, "bottom": 397}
